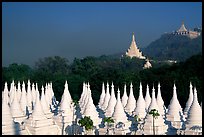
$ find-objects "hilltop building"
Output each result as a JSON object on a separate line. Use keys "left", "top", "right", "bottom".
{"left": 172, "top": 22, "right": 201, "bottom": 39}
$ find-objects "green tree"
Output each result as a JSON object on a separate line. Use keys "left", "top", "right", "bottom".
{"left": 103, "top": 117, "right": 114, "bottom": 135}
{"left": 78, "top": 116, "right": 94, "bottom": 134}
{"left": 149, "top": 109, "right": 160, "bottom": 135}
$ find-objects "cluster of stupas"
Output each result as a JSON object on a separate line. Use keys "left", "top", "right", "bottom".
{"left": 2, "top": 80, "right": 202, "bottom": 135}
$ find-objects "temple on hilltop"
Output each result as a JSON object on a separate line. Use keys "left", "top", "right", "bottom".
{"left": 125, "top": 33, "right": 146, "bottom": 59}
{"left": 172, "top": 21, "right": 201, "bottom": 39}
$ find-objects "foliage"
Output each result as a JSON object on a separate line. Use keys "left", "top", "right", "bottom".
{"left": 2, "top": 54, "right": 202, "bottom": 109}
{"left": 149, "top": 109, "right": 160, "bottom": 135}
{"left": 78, "top": 116, "right": 94, "bottom": 131}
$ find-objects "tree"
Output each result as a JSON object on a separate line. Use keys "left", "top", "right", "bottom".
{"left": 103, "top": 117, "right": 114, "bottom": 135}
{"left": 133, "top": 115, "right": 141, "bottom": 135}
{"left": 149, "top": 109, "right": 160, "bottom": 135}
{"left": 78, "top": 116, "right": 94, "bottom": 135}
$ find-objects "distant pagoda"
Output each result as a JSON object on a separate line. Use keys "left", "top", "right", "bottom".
{"left": 125, "top": 33, "right": 146, "bottom": 59}
{"left": 172, "top": 21, "right": 201, "bottom": 39}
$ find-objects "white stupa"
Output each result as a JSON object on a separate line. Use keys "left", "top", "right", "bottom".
{"left": 166, "top": 83, "right": 184, "bottom": 130}
{"left": 54, "top": 81, "right": 73, "bottom": 128}
{"left": 105, "top": 83, "right": 117, "bottom": 117}
{"left": 31, "top": 83, "right": 36, "bottom": 108}
{"left": 145, "top": 84, "right": 151, "bottom": 111}
{"left": 98, "top": 82, "right": 106, "bottom": 108}
{"left": 10, "top": 82, "right": 27, "bottom": 124}
{"left": 19, "top": 81, "right": 28, "bottom": 116}
{"left": 80, "top": 84, "right": 90, "bottom": 114}
{"left": 133, "top": 82, "right": 146, "bottom": 119}
{"left": 122, "top": 84, "right": 128, "bottom": 108}
{"left": 183, "top": 82, "right": 193, "bottom": 118}
{"left": 24, "top": 90, "right": 60, "bottom": 135}
{"left": 26, "top": 80, "right": 33, "bottom": 114}
{"left": 2, "top": 82, "right": 18, "bottom": 135}
{"left": 156, "top": 82, "right": 166, "bottom": 117}
{"left": 40, "top": 86, "right": 53, "bottom": 118}
{"left": 143, "top": 86, "right": 168, "bottom": 135}
{"left": 79, "top": 82, "right": 86, "bottom": 105}
{"left": 184, "top": 87, "right": 202, "bottom": 135}
{"left": 3, "top": 82, "right": 9, "bottom": 105}
{"left": 9, "top": 80, "right": 15, "bottom": 105}
{"left": 125, "top": 83, "right": 136, "bottom": 115}
{"left": 83, "top": 84, "right": 101, "bottom": 128}
{"left": 17, "top": 81, "right": 22, "bottom": 102}
{"left": 101, "top": 82, "right": 110, "bottom": 111}
{"left": 112, "top": 88, "right": 131, "bottom": 132}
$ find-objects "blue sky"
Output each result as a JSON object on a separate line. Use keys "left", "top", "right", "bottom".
{"left": 2, "top": 2, "right": 202, "bottom": 67}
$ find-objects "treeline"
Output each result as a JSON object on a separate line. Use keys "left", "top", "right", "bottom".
{"left": 2, "top": 54, "right": 202, "bottom": 108}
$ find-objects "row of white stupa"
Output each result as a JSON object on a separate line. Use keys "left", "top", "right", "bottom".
{"left": 2, "top": 80, "right": 202, "bottom": 135}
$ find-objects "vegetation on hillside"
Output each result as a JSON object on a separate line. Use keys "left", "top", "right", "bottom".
{"left": 143, "top": 33, "right": 202, "bottom": 61}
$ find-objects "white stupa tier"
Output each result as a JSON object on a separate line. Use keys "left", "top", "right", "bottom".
{"left": 10, "top": 82, "right": 27, "bottom": 124}
{"left": 40, "top": 86, "right": 53, "bottom": 118}
{"left": 133, "top": 82, "right": 146, "bottom": 119}
{"left": 9, "top": 80, "right": 15, "bottom": 105}
{"left": 184, "top": 87, "right": 202, "bottom": 135}
{"left": 17, "top": 81, "right": 22, "bottom": 102}
{"left": 19, "top": 81, "right": 28, "bottom": 116}
{"left": 121, "top": 84, "right": 128, "bottom": 108}
{"left": 54, "top": 81, "right": 73, "bottom": 130}
{"left": 112, "top": 88, "right": 131, "bottom": 131}
{"left": 82, "top": 84, "right": 101, "bottom": 128}
{"left": 101, "top": 83, "right": 110, "bottom": 111}
{"left": 2, "top": 82, "right": 18, "bottom": 135}
{"left": 31, "top": 83, "right": 36, "bottom": 106}
{"left": 105, "top": 83, "right": 117, "bottom": 117}
{"left": 125, "top": 83, "right": 136, "bottom": 115}
{"left": 143, "top": 86, "right": 168, "bottom": 135}
{"left": 166, "top": 84, "right": 184, "bottom": 129}
{"left": 156, "top": 82, "right": 166, "bottom": 117}
{"left": 26, "top": 80, "right": 33, "bottom": 114}
{"left": 98, "top": 82, "right": 106, "bottom": 108}
{"left": 145, "top": 84, "right": 151, "bottom": 111}
{"left": 24, "top": 90, "right": 60, "bottom": 135}
{"left": 125, "top": 33, "right": 146, "bottom": 59}
{"left": 183, "top": 82, "right": 193, "bottom": 117}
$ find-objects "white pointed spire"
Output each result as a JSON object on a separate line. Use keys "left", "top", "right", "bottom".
{"left": 98, "top": 82, "right": 106, "bottom": 108}
{"left": 166, "top": 83, "right": 184, "bottom": 129}
{"left": 156, "top": 82, "right": 166, "bottom": 116}
{"left": 145, "top": 84, "right": 151, "bottom": 111}
{"left": 143, "top": 85, "right": 168, "bottom": 135}
{"left": 3, "top": 82, "right": 9, "bottom": 105}
{"left": 134, "top": 82, "right": 146, "bottom": 119}
{"left": 2, "top": 88, "right": 16, "bottom": 135}
{"left": 17, "top": 81, "right": 22, "bottom": 102}
{"left": 41, "top": 85, "right": 52, "bottom": 116}
{"left": 122, "top": 84, "right": 128, "bottom": 107}
{"left": 185, "top": 87, "right": 202, "bottom": 128}
{"left": 105, "top": 82, "right": 117, "bottom": 117}
{"left": 112, "top": 88, "right": 129, "bottom": 124}
{"left": 27, "top": 80, "right": 33, "bottom": 113}
{"left": 10, "top": 82, "right": 26, "bottom": 123}
{"left": 19, "top": 81, "right": 28, "bottom": 115}
{"left": 31, "top": 83, "right": 36, "bottom": 107}
{"left": 184, "top": 82, "right": 194, "bottom": 116}
{"left": 101, "top": 82, "right": 110, "bottom": 110}
{"left": 125, "top": 82, "right": 136, "bottom": 115}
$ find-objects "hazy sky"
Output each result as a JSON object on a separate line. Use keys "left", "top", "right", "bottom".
{"left": 2, "top": 2, "right": 202, "bottom": 67}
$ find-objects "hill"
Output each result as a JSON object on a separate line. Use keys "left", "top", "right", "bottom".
{"left": 143, "top": 33, "right": 202, "bottom": 61}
